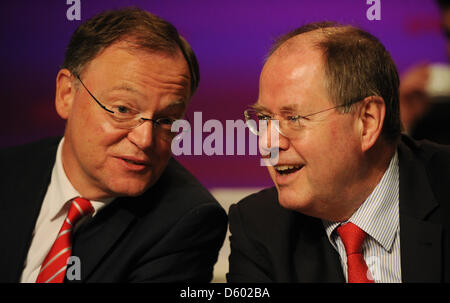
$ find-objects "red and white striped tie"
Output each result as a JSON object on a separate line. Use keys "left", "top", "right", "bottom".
{"left": 35, "top": 197, "right": 93, "bottom": 283}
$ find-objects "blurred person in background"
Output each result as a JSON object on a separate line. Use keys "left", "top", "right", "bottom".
{"left": 400, "top": 0, "right": 450, "bottom": 144}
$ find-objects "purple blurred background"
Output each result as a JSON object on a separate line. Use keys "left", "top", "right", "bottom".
{"left": 0, "top": 0, "right": 446, "bottom": 189}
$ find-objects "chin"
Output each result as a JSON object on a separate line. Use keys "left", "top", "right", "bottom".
{"left": 277, "top": 187, "right": 299, "bottom": 209}
{"left": 277, "top": 187, "right": 312, "bottom": 213}
{"left": 106, "top": 177, "right": 155, "bottom": 197}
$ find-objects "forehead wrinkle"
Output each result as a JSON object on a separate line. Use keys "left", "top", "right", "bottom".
{"left": 121, "top": 50, "right": 191, "bottom": 96}
{"left": 262, "top": 43, "right": 329, "bottom": 113}
{"left": 118, "top": 71, "right": 190, "bottom": 101}
{"left": 101, "top": 80, "right": 187, "bottom": 101}
{"left": 141, "top": 71, "right": 190, "bottom": 93}
{"left": 106, "top": 84, "right": 146, "bottom": 98}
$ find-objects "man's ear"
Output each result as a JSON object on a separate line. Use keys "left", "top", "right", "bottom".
{"left": 358, "top": 96, "right": 385, "bottom": 152}
{"left": 55, "top": 69, "right": 76, "bottom": 120}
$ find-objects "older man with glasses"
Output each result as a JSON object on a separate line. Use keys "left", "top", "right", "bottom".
{"left": 0, "top": 7, "right": 227, "bottom": 283}
{"left": 228, "top": 22, "right": 450, "bottom": 283}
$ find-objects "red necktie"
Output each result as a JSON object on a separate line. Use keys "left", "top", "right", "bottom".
{"left": 35, "top": 197, "right": 93, "bottom": 283}
{"left": 336, "top": 222, "right": 374, "bottom": 283}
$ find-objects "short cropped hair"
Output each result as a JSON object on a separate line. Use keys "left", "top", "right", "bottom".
{"left": 62, "top": 7, "right": 199, "bottom": 97}
{"left": 269, "top": 22, "right": 401, "bottom": 142}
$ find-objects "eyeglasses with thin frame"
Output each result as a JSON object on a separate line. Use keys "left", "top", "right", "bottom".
{"left": 244, "top": 99, "right": 363, "bottom": 139}
{"left": 74, "top": 73, "right": 186, "bottom": 140}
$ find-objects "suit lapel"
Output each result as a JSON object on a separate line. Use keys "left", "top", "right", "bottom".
{"left": 0, "top": 138, "right": 59, "bottom": 282}
{"left": 70, "top": 197, "right": 136, "bottom": 282}
{"left": 293, "top": 215, "right": 345, "bottom": 282}
{"left": 398, "top": 139, "right": 442, "bottom": 282}
{"left": 399, "top": 216, "right": 442, "bottom": 282}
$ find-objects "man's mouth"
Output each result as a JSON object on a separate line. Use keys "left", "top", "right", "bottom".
{"left": 122, "top": 158, "right": 147, "bottom": 165}
{"left": 116, "top": 156, "right": 151, "bottom": 172}
{"left": 274, "top": 164, "right": 303, "bottom": 175}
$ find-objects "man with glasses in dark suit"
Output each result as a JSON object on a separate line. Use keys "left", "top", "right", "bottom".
{"left": 0, "top": 7, "right": 227, "bottom": 283}
{"left": 228, "top": 22, "right": 450, "bottom": 283}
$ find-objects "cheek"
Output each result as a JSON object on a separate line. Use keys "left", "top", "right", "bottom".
{"left": 69, "top": 104, "right": 127, "bottom": 159}
{"left": 153, "top": 139, "right": 172, "bottom": 164}
{"left": 326, "top": 115, "right": 359, "bottom": 151}
{"left": 293, "top": 121, "right": 352, "bottom": 175}
{"left": 315, "top": 121, "right": 360, "bottom": 178}
{"left": 70, "top": 101, "right": 100, "bottom": 140}
{"left": 95, "top": 120, "right": 128, "bottom": 148}
{"left": 267, "top": 166, "right": 277, "bottom": 181}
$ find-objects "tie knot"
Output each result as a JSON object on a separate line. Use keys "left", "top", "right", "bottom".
{"left": 336, "top": 222, "right": 367, "bottom": 256}
{"left": 66, "top": 197, "right": 94, "bottom": 226}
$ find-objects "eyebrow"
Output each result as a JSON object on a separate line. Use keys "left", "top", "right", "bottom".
{"left": 250, "top": 103, "right": 269, "bottom": 111}
{"left": 162, "top": 100, "right": 186, "bottom": 111}
{"left": 107, "top": 85, "right": 146, "bottom": 98}
{"left": 250, "top": 103, "right": 300, "bottom": 112}
{"left": 279, "top": 104, "right": 300, "bottom": 112}
{"left": 106, "top": 86, "right": 187, "bottom": 110}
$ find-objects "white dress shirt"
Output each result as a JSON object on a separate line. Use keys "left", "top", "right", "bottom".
{"left": 322, "top": 151, "right": 401, "bottom": 283}
{"left": 20, "top": 138, "right": 113, "bottom": 283}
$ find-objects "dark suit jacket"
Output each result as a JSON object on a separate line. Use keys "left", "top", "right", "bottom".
{"left": 0, "top": 137, "right": 227, "bottom": 283}
{"left": 227, "top": 136, "right": 450, "bottom": 282}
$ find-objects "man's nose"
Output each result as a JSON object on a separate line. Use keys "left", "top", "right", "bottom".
{"left": 127, "top": 121, "right": 154, "bottom": 150}
{"left": 258, "top": 120, "right": 289, "bottom": 158}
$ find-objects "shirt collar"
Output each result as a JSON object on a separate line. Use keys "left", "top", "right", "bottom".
{"left": 323, "top": 151, "right": 399, "bottom": 252}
